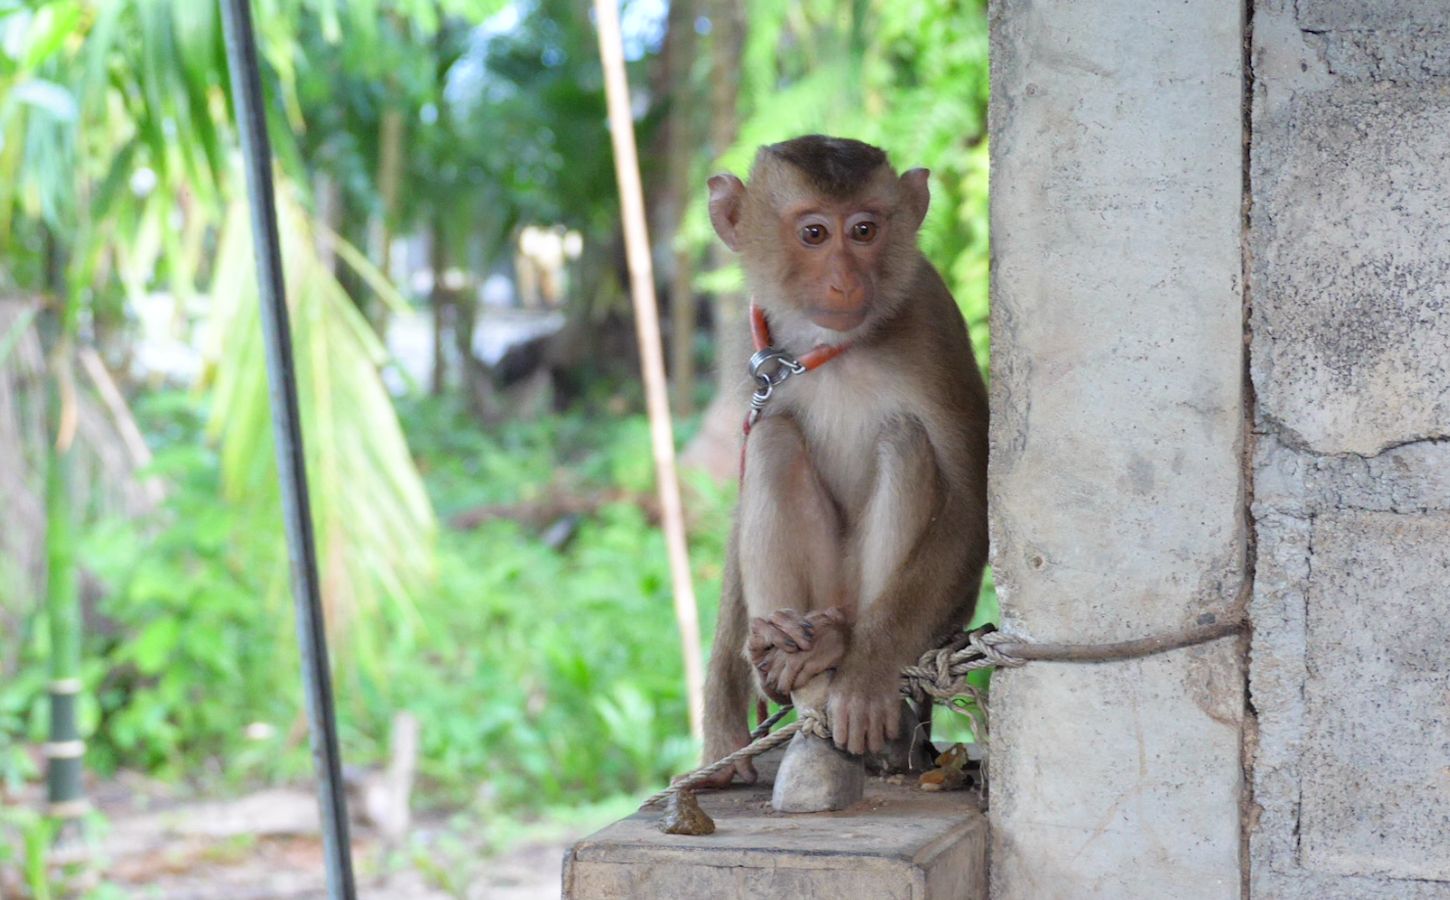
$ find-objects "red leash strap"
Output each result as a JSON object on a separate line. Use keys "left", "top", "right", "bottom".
{"left": 739, "top": 303, "right": 851, "bottom": 479}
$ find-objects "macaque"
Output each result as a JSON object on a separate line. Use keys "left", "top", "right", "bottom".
{"left": 701, "top": 135, "right": 988, "bottom": 785}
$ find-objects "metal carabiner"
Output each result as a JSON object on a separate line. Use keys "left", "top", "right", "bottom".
{"left": 747, "top": 347, "right": 805, "bottom": 414}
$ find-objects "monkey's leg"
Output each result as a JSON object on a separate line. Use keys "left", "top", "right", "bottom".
{"left": 738, "top": 416, "right": 846, "bottom": 699}
{"left": 699, "top": 521, "right": 760, "bottom": 787}
{"left": 829, "top": 416, "right": 975, "bottom": 758}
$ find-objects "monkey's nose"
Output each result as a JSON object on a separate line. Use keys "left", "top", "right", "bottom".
{"left": 829, "top": 283, "right": 864, "bottom": 308}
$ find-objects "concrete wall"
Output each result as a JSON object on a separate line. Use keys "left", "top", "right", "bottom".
{"left": 1247, "top": 2, "right": 1450, "bottom": 897}
{"left": 987, "top": 1, "right": 1248, "bottom": 896}
{"left": 990, "top": 0, "right": 1450, "bottom": 896}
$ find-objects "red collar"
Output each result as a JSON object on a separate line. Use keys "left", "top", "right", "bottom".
{"left": 749, "top": 303, "right": 851, "bottom": 370}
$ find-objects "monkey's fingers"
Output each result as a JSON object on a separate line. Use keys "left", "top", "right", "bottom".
{"left": 774, "top": 653, "right": 808, "bottom": 694}
{"left": 765, "top": 609, "right": 814, "bottom": 651}
{"left": 806, "top": 607, "right": 849, "bottom": 628}
{"left": 867, "top": 698, "right": 902, "bottom": 756}
{"left": 734, "top": 756, "right": 758, "bottom": 785}
{"left": 826, "top": 693, "right": 853, "bottom": 755}
{"left": 751, "top": 617, "right": 804, "bottom": 653}
{"left": 746, "top": 628, "right": 774, "bottom": 666}
{"left": 696, "top": 761, "right": 752, "bottom": 789}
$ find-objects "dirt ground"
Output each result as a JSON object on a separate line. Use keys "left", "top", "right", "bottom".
{"left": 12, "top": 774, "right": 582, "bottom": 899}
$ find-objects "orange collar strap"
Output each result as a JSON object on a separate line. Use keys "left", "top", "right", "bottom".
{"left": 749, "top": 303, "right": 851, "bottom": 370}
{"left": 740, "top": 303, "right": 853, "bottom": 479}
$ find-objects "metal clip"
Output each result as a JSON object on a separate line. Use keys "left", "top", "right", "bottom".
{"left": 748, "top": 347, "right": 806, "bottom": 415}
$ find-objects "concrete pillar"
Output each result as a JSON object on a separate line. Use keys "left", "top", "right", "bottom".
{"left": 1247, "top": 2, "right": 1450, "bottom": 896}
{"left": 988, "top": 1, "right": 1247, "bottom": 897}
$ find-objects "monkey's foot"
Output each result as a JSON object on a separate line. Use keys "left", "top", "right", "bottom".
{"left": 696, "top": 727, "right": 759, "bottom": 788}
{"left": 866, "top": 700, "right": 937, "bottom": 775}
{"left": 748, "top": 607, "right": 850, "bottom": 701}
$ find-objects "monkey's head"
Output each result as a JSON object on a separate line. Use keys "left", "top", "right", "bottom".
{"left": 708, "top": 135, "right": 929, "bottom": 341}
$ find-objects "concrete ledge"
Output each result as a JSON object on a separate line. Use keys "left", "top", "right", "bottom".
{"left": 563, "top": 770, "right": 985, "bottom": 899}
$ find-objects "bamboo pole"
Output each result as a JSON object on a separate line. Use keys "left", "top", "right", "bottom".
{"left": 45, "top": 339, "right": 85, "bottom": 820}
{"left": 593, "top": 0, "right": 705, "bottom": 740}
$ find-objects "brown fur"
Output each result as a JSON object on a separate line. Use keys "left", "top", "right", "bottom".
{"left": 701, "top": 139, "right": 988, "bottom": 776}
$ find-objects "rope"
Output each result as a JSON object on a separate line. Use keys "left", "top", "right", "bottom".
{"left": 642, "top": 617, "right": 1243, "bottom": 810}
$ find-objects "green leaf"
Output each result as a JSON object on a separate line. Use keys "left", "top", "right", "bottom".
{"left": 131, "top": 617, "right": 181, "bottom": 675}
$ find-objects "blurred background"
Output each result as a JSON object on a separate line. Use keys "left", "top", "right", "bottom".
{"left": 0, "top": 0, "right": 989, "bottom": 895}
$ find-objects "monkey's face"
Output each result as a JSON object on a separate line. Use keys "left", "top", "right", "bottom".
{"left": 708, "top": 138, "right": 930, "bottom": 341}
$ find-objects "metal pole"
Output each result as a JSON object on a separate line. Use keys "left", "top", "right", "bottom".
{"left": 218, "top": 2, "right": 356, "bottom": 896}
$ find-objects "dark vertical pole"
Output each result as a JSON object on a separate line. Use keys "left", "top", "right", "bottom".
{"left": 217, "top": 2, "right": 357, "bottom": 896}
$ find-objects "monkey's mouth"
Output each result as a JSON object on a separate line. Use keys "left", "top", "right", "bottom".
{"left": 807, "top": 308, "right": 868, "bottom": 332}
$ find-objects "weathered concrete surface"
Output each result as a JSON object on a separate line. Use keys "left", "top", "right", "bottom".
{"left": 1299, "top": 513, "right": 1450, "bottom": 881}
{"left": 988, "top": 0, "right": 1247, "bottom": 895}
{"left": 1248, "top": 445, "right": 1450, "bottom": 898}
{"left": 1294, "top": 0, "right": 1450, "bottom": 83}
{"left": 562, "top": 777, "right": 986, "bottom": 899}
{"left": 1249, "top": 2, "right": 1450, "bottom": 896}
{"left": 1250, "top": 84, "right": 1450, "bottom": 455}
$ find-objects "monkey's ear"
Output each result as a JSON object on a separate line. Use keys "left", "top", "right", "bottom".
{"left": 708, "top": 173, "right": 746, "bottom": 251}
{"left": 899, "top": 168, "right": 931, "bottom": 231}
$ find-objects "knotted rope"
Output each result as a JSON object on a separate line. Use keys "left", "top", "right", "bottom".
{"left": 641, "top": 617, "right": 1242, "bottom": 810}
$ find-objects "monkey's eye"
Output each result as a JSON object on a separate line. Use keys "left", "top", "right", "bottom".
{"left": 851, "top": 221, "right": 879, "bottom": 242}
{"left": 799, "top": 224, "right": 829, "bottom": 246}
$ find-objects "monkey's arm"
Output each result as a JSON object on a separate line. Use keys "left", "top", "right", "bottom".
{"left": 700, "top": 521, "right": 759, "bottom": 785}
{"left": 828, "top": 418, "right": 984, "bottom": 755}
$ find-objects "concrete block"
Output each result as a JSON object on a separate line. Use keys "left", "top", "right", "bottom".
{"left": 1296, "top": 0, "right": 1449, "bottom": 32}
{"left": 562, "top": 777, "right": 985, "bottom": 899}
{"left": 1253, "top": 433, "right": 1450, "bottom": 517}
{"left": 1298, "top": 512, "right": 1450, "bottom": 881}
{"left": 990, "top": 0, "right": 1246, "bottom": 644}
{"left": 1249, "top": 510, "right": 1450, "bottom": 898}
{"left": 990, "top": 647, "right": 1244, "bottom": 900}
{"left": 1251, "top": 80, "right": 1450, "bottom": 456}
{"left": 989, "top": 0, "right": 1246, "bottom": 895}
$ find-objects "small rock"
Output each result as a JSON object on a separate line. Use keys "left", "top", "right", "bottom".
{"left": 658, "top": 789, "right": 715, "bottom": 836}
{"left": 772, "top": 731, "right": 865, "bottom": 813}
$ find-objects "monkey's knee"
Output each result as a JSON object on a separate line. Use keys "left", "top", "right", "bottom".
{"left": 877, "top": 416, "right": 936, "bottom": 478}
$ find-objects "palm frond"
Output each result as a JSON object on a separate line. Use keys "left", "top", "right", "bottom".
{"left": 204, "top": 180, "right": 436, "bottom": 635}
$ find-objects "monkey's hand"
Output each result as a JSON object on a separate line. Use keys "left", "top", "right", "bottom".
{"left": 826, "top": 664, "right": 903, "bottom": 756}
{"left": 748, "top": 608, "right": 850, "bottom": 702}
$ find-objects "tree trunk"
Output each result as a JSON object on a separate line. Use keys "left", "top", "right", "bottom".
{"left": 682, "top": 0, "right": 747, "bottom": 480}
{"left": 662, "top": 0, "right": 700, "bottom": 416}
{"left": 368, "top": 107, "right": 405, "bottom": 332}
{"left": 429, "top": 224, "right": 449, "bottom": 396}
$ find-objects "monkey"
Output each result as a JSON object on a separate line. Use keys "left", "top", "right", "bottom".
{"left": 699, "top": 135, "right": 989, "bottom": 786}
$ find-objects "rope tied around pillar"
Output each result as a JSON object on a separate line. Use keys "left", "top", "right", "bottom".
{"left": 642, "top": 616, "right": 1244, "bottom": 815}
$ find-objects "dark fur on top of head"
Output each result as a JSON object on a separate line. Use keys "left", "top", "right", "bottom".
{"left": 764, "top": 135, "right": 890, "bottom": 198}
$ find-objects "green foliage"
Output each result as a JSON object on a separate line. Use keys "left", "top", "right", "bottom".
{"left": 204, "top": 187, "right": 436, "bottom": 632}
{"left": 347, "top": 397, "right": 727, "bottom": 806}
{"left": 0, "top": 392, "right": 729, "bottom": 807}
